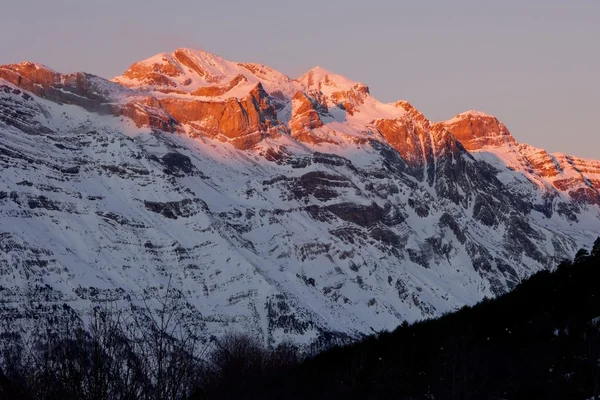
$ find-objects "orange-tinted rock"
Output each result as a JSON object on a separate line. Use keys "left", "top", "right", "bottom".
{"left": 118, "top": 49, "right": 232, "bottom": 90}
{"left": 173, "top": 49, "right": 222, "bottom": 84}
{"left": 395, "top": 101, "right": 432, "bottom": 130}
{"left": 289, "top": 92, "right": 324, "bottom": 132}
{"left": 0, "top": 62, "right": 60, "bottom": 90}
{"left": 296, "top": 67, "right": 370, "bottom": 116}
{"left": 1, "top": 61, "right": 284, "bottom": 144}
{"left": 291, "top": 130, "right": 338, "bottom": 145}
{"left": 238, "top": 63, "right": 294, "bottom": 86}
{"left": 1, "top": 62, "right": 180, "bottom": 133}
{"left": 438, "top": 112, "right": 600, "bottom": 203}
{"left": 519, "top": 147, "right": 561, "bottom": 178}
{"left": 114, "top": 98, "right": 180, "bottom": 132}
{"left": 328, "top": 84, "right": 369, "bottom": 116}
{"left": 160, "top": 83, "right": 279, "bottom": 141}
{"left": 439, "top": 112, "right": 515, "bottom": 151}
{"left": 0, "top": 63, "right": 113, "bottom": 112}
{"left": 288, "top": 91, "right": 343, "bottom": 144}
{"left": 230, "top": 128, "right": 284, "bottom": 150}
{"left": 374, "top": 114, "right": 437, "bottom": 184}
{"left": 550, "top": 154, "right": 600, "bottom": 203}
{"left": 374, "top": 102, "right": 438, "bottom": 168}
{"left": 191, "top": 74, "right": 248, "bottom": 97}
{"left": 120, "top": 57, "right": 182, "bottom": 84}
{"left": 140, "top": 73, "right": 177, "bottom": 87}
{"left": 375, "top": 118, "right": 427, "bottom": 167}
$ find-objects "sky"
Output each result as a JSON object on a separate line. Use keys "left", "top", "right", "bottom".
{"left": 1, "top": 0, "right": 598, "bottom": 158}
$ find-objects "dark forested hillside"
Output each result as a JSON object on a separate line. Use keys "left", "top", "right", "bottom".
{"left": 198, "top": 240, "right": 600, "bottom": 399}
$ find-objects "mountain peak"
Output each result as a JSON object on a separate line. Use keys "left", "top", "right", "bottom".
{"left": 448, "top": 110, "right": 495, "bottom": 122}
{"left": 0, "top": 61, "right": 58, "bottom": 77}
{"left": 0, "top": 61, "right": 62, "bottom": 92}
{"left": 113, "top": 47, "right": 239, "bottom": 90}
{"left": 15, "top": 61, "right": 57, "bottom": 73}
{"left": 441, "top": 109, "right": 515, "bottom": 151}
{"left": 302, "top": 65, "right": 337, "bottom": 79}
{"left": 112, "top": 48, "right": 299, "bottom": 99}
{"left": 174, "top": 47, "right": 219, "bottom": 57}
{"left": 297, "top": 66, "right": 367, "bottom": 94}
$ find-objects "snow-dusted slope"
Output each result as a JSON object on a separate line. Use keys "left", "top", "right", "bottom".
{"left": 1, "top": 49, "right": 599, "bottom": 346}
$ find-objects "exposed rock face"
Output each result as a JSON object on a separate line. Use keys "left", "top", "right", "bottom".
{"left": 191, "top": 74, "right": 248, "bottom": 97}
{"left": 144, "top": 198, "right": 206, "bottom": 219}
{"left": 374, "top": 115, "right": 434, "bottom": 181}
{"left": 0, "top": 62, "right": 180, "bottom": 133}
{"left": 439, "top": 111, "right": 600, "bottom": 205}
{"left": 440, "top": 111, "right": 515, "bottom": 151}
{"left": 0, "top": 62, "right": 61, "bottom": 90}
{"left": 0, "top": 63, "right": 113, "bottom": 112}
{"left": 328, "top": 84, "right": 369, "bottom": 115}
{"left": 296, "top": 66, "right": 370, "bottom": 115}
{"left": 120, "top": 55, "right": 183, "bottom": 85}
{"left": 172, "top": 48, "right": 224, "bottom": 84}
{"left": 118, "top": 48, "right": 227, "bottom": 88}
{"left": 2, "top": 48, "right": 600, "bottom": 348}
{"left": 289, "top": 91, "right": 328, "bottom": 143}
{"left": 0, "top": 61, "right": 285, "bottom": 149}
{"left": 160, "top": 83, "right": 281, "bottom": 148}
{"left": 545, "top": 153, "right": 600, "bottom": 205}
{"left": 115, "top": 48, "right": 299, "bottom": 97}
{"left": 116, "top": 98, "right": 180, "bottom": 132}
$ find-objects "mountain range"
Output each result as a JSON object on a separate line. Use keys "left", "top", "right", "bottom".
{"left": 1, "top": 48, "right": 599, "bottom": 345}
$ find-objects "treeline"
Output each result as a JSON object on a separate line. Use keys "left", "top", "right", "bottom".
{"left": 234, "top": 240, "right": 600, "bottom": 400}
{"left": 0, "top": 287, "right": 302, "bottom": 400}
{"left": 2, "top": 241, "right": 600, "bottom": 399}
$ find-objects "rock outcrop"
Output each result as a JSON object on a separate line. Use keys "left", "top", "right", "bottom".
{"left": 288, "top": 91, "right": 330, "bottom": 144}
{"left": 160, "top": 83, "right": 281, "bottom": 148}
{"left": 0, "top": 62, "right": 180, "bottom": 132}
{"left": 440, "top": 111, "right": 515, "bottom": 151}
{"left": 296, "top": 66, "right": 370, "bottom": 115}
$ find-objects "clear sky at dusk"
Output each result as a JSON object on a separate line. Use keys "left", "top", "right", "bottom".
{"left": 1, "top": 0, "right": 598, "bottom": 158}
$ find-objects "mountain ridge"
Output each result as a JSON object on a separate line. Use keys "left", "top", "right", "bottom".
{"left": 1, "top": 48, "right": 599, "bottom": 346}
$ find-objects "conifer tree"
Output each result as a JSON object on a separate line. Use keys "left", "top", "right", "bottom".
{"left": 574, "top": 248, "right": 590, "bottom": 264}
{"left": 591, "top": 237, "right": 600, "bottom": 259}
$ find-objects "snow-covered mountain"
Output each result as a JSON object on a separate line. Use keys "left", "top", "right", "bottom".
{"left": 1, "top": 48, "right": 599, "bottom": 345}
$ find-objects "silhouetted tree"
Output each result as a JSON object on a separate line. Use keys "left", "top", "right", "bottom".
{"left": 591, "top": 237, "right": 600, "bottom": 259}
{"left": 0, "top": 281, "right": 206, "bottom": 400}
{"left": 574, "top": 247, "right": 590, "bottom": 263}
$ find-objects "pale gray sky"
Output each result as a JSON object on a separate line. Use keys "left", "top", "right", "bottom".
{"left": 1, "top": 0, "right": 598, "bottom": 158}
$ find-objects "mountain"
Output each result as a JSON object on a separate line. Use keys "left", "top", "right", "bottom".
{"left": 1, "top": 48, "right": 599, "bottom": 345}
